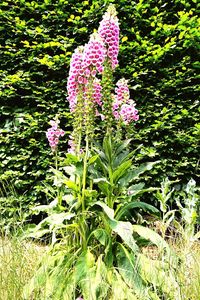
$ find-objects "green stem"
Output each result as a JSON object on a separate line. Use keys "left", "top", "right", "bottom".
{"left": 55, "top": 150, "right": 61, "bottom": 206}
{"left": 107, "top": 167, "right": 114, "bottom": 208}
{"left": 82, "top": 135, "right": 89, "bottom": 212}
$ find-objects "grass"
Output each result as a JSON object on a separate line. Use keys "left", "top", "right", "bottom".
{"left": 174, "top": 240, "right": 200, "bottom": 300}
{"left": 0, "top": 235, "right": 47, "bottom": 300}
{"left": 0, "top": 234, "right": 200, "bottom": 300}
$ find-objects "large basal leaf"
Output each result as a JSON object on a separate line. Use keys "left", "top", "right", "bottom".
{"left": 109, "top": 219, "right": 138, "bottom": 253}
{"left": 115, "top": 201, "right": 159, "bottom": 220}
{"left": 91, "top": 202, "right": 138, "bottom": 252}
{"left": 92, "top": 255, "right": 110, "bottom": 299}
{"left": 88, "top": 228, "right": 110, "bottom": 246}
{"left": 116, "top": 244, "right": 149, "bottom": 299}
{"left": 75, "top": 249, "right": 95, "bottom": 282}
{"left": 31, "top": 198, "right": 59, "bottom": 214}
{"left": 110, "top": 269, "right": 139, "bottom": 300}
{"left": 75, "top": 250, "right": 110, "bottom": 300}
{"left": 25, "top": 212, "right": 75, "bottom": 238}
{"left": 132, "top": 225, "right": 176, "bottom": 263}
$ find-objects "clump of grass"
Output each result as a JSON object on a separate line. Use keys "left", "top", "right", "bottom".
{"left": 0, "top": 235, "right": 47, "bottom": 300}
{"left": 173, "top": 240, "right": 200, "bottom": 300}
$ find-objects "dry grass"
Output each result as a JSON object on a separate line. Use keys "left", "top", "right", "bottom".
{"left": 1, "top": 235, "right": 200, "bottom": 300}
{"left": 0, "top": 236, "right": 47, "bottom": 300}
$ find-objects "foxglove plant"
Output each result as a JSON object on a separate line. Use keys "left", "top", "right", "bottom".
{"left": 113, "top": 79, "right": 139, "bottom": 125}
{"left": 67, "top": 34, "right": 106, "bottom": 154}
{"left": 46, "top": 119, "right": 65, "bottom": 152}
{"left": 26, "top": 6, "right": 173, "bottom": 300}
{"left": 98, "top": 4, "right": 119, "bottom": 69}
{"left": 98, "top": 4, "right": 120, "bottom": 132}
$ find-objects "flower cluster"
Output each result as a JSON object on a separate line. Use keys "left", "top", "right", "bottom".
{"left": 82, "top": 34, "right": 106, "bottom": 74}
{"left": 98, "top": 4, "right": 119, "bottom": 69}
{"left": 93, "top": 78, "right": 103, "bottom": 106}
{"left": 68, "top": 136, "right": 76, "bottom": 154}
{"left": 67, "top": 47, "right": 84, "bottom": 112}
{"left": 112, "top": 79, "right": 139, "bottom": 124}
{"left": 67, "top": 34, "right": 106, "bottom": 114}
{"left": 46, "top": 120, "right": 65, "bottom": 152}
{"left": 66, "top": 4, "right": 139, "bottom": 154}
{"left": 119, "top": 102, "right": 139, "bottom": 125}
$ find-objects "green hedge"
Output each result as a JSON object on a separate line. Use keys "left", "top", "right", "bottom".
{"left": 0, "top": 0, "right": 199, "bottom": 204}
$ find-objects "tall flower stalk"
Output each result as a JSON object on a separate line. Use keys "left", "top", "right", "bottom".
{"left": 98, "top": 4, "right": 119, "bottom": 134}
{"left": 46, "top": 5, "right": 139, "bottom": 215}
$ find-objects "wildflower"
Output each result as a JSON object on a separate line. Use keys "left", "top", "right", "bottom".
{"left": 93, "top": 78, "right": 103, "bottom": 106}
{"left": 119, "top": 102, "right": 139, "bottom": 124}
{"left": 98, "top": 4, "right": 119, "bottom": 69}
{"left": 46, "top": 119, "right": 64, "bottom": 152}
{"left": 112, "top": 79, "right": 139, "bottom": 125}
{"left": 82, "top": 33, "right": 106, "bottom": 74}
{"left": 67, "top": 46, "right": 84, "bottom": 112}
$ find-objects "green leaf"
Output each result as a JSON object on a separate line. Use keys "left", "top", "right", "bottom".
{"left": 109, "top": 219, "right": 138, "bottom": 252}
{"left": 92, "top": 201, "right": 115, "bottom": 219}
{"left": 132, "top": 225, "right": 175, "bottom": 260}
{"left": 103, "top": 136, "right": 112, "bottom": 163}
{"left": 119, "top": 162, "right": 159, "bottom": 186}
{"left": 113, "top": 160, "right": 132, "bottom": 184}
{"left": 88, "top": 228, "right": 109, "bottom": 246}
{"left": 114, "top": 139, "right": 132, "bottom": 156}
{"left": 116, "top": 201, "right": 159, "bottom": 220}
{"left": 116, "top": 244, "right": 147, "bottom": 297}
{"left": 194, "top": 231, "right": 200, "bottom": 240}
{"left": 138, "top": 253, "right": 179, "bottom": 298}
{"left": 97, "top": 181, "right": 110, "bottom": 195}
{"left": 91, "top": 202, "right": 138, "bottom": 252}
{"left": 75, "top": 249, "right": 95, "bottom": 282}
{"left": 63, "top": 180, "right": 79, "bottom": 192}
{"left": 88, "top": 154, "right": 99, "bottom": 164}
{"left": 84, "top": 189, "right": 97, "bottom": 197}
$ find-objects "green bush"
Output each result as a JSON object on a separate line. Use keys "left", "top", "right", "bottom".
{"left": 0, "top": 0, "right": 199, "bottom": 206}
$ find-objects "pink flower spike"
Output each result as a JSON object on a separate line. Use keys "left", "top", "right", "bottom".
{"left": 46, "top": 119, "right": 65, "bottom": 152}
{"left": 98, "top": 4, "right": 119, "bottom": 69}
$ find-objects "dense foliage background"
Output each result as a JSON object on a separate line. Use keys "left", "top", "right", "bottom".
{"left": 0, "top": 0, "right": 199, "bottom": 207}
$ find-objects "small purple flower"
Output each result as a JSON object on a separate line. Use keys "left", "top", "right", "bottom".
{"left": 46, "top": 119, "right": 65, "bottom": 152}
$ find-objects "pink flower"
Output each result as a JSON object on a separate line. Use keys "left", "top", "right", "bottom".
{"left": 93, "top": 78, "right": 103, "bottom": 106}
{"left": 119, "top": 102, "right": 139, "bottom": 124}
{"left": 112, "top": 79, "right": 139, "bottom": 125}
{"left": 82, "top": 33, "right": 106, "bottom": 73}
{"left": 46, "top": 119, "right": 65, "bottom": 152}
{"left": 67, "top": 46, "right": 84, "bottom": 112}
{"left": 98, "top": 5, "right": 119, "bottom": 69}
